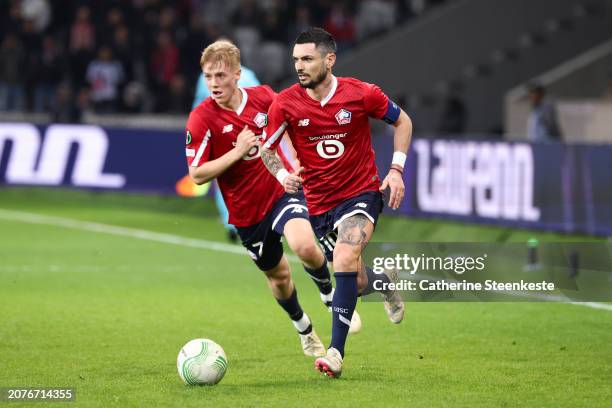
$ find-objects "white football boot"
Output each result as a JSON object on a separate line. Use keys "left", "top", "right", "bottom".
{"left": 299, "top": 329, "right": 326, "bottom": 357}
{"left": 382, "top": 268, "right": 405, "bottom": 324}
{"left": 314, "top": 347, "right": 343, "bottom": 378}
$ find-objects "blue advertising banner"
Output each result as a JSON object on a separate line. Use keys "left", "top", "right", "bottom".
{"left": 373, "top": 135, "right": 612, "bottom": 236}
{"left": 0, "top": 123, "right": 186, "bottom": 194}
{"left": 1, "top": 123, "right": 610, "bottom": 236}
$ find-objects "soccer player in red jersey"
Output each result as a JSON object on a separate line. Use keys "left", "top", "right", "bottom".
{"left": 185, "top": 40, "right": 360, "bottom": 357}
{"left": 261, "top": 28, "right": 413, "bottom": 377}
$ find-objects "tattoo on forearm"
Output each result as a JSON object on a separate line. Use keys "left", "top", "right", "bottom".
{"left": 338, "top": 215, "right": 368, "bottom": 248}
{"left": 261, "top": 148, "right": 285, "bottom": 175}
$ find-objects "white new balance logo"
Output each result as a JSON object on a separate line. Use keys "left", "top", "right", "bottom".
{"left": 222, "top": 124, "right": 233, "bottom": 133}
{"left": 298, "top": 119, "right": 309, "bottom": 127}
{"left": 355, "top": 202, "right": 367, "bottom": 208}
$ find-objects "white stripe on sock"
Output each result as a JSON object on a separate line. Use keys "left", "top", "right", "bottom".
{"left": 320, "top": 288, "right": 334, "bottom": 305}
{"left": 338, "top": 314, "right": 351, "bottom": 327}
{"left": 292, "top": 313, "right": 311, "bottom": 332}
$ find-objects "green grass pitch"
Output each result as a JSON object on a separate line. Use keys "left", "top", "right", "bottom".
{"left": 0, "top": 188, "right": 610, "bottom": 407}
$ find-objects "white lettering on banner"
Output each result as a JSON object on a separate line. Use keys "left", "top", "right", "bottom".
{"left": 414, "top": 140, "right": 540, "bottom": 221}
{"left": 0, "top": 124, "right": 126, "bottom": 188}
{"left": 0, "top": 123, "right": 40, "bottom": 183}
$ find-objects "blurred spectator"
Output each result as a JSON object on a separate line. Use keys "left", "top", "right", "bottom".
{"left": 324, "top": 3, "right": 356, "bottom": 53}
{"left": 20, "top": 0, "right": 51, "bottom": 33}
{"left": 150, "top": 31, "right": 179, "bottom": 86}
{"left": 70, "top": 6, "right": 95, "bottom": 52}
{"left": 306, "top": 0, "right": 333, "bottom": 27}
{"left": 98, "top": 7, "right": 125, "bottom": 46}
{"left": 50, "top": 83, "right": 81, "bottom": 123}
{"left": 0, "top": 0, "right": 450, "bottom": 116}
{"left": 122, "top": 81, "right": 147, "bottom": 113}
{"left": 150, "top": 31, "right": 179, "bottom": 111}
{"left": 70, "top": 6, "right": 95, "bottom": 87}
{"left": 20, "top": 18, "right": 42, "bottom": 111}
{"left": 0, "top": 34, "right": 25, "bottom": 111}
{"left": 260, "top": 9, "right": 288, "bottom": 42}
{"left": 166, "top": 75, "right": 191, "bottom": 113}
{"left": 112, "top": 26, "right": 134, "bottom": 83}
{"left": 355, "top": 0, "right": 397, "bottom": 41}
{"left": 231, "top": 0, "right": 263, "bottom": 29}
{"left": 1, "top": 2, "right": 23, "bottom": 39}
{"left": 526, "top": 83, "right": 562, "bottom": 142}
{"left": 158, "top": 6, "right": 177, "bottom": 32}
{"left": 107, "top": 7, "right": 125, "bottom": 29}
{"left": 290, "top": 5, "right": 313, "bottom": 42}
{"left": 181, "top": 15, "right": 213, "bottom": 81}
{"left": 32, "top": 35, "right": 65, "bottom": 112}
{"left": 86, "top": 46, "right": 125, "bottom": 113}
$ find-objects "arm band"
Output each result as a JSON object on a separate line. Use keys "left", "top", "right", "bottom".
{"left": 382, "top": 100, "right": 401, "bottom": 124}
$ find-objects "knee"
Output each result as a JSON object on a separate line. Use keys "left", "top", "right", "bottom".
{"left": 333, "top": 245, "right": 359, "bottom": 272}
{"left": 292, "top": 240, "right": 322, "bottom": 264}
{"left": 267, "top": 266, "right": 291, "bottom": 291}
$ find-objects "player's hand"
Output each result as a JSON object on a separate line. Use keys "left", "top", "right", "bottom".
{"left": 283, "top": 166, "right": 304, "bottom": 193}
{"left": 234, "top": 126, "right": 258, "bottom": 157}
{"left": 379, "top": 168, "right": 405, "bottom": 210}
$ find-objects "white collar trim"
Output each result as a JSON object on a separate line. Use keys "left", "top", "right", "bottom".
{"left": 320, "top": 76, "right": 337, "bottom": 107}
{"left": 236, "top": 87, "right": 248, "bottom": 115}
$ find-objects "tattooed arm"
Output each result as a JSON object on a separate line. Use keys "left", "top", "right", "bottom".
{"left": 261, "top": 144, "right": 304, "bottom": 193}
{"left": 260, "top": 148, "right": 286, "bottom": 178}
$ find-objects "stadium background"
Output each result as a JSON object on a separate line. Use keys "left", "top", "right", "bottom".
{"left": 1, "top": 0, "right": 611, "bottom": 406}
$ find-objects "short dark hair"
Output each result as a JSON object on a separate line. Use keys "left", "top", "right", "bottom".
{"left": 295, "top": 27, "right": 336, "bottom": 54}
{"left": 527, "top": 82, "right": 545, "bottom": 94}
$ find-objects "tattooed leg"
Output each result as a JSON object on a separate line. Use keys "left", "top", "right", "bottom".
{"left": 333, "top": 214, "right": 375, "bottom": 292}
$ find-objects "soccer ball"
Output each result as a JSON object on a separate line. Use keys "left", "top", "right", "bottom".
{"left": 177, "top": 339, "right": 228, "bottom": 385}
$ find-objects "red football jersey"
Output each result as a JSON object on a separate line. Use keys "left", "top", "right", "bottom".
{"left": 185, "top": 85, "right": 290, "bottom": 227}
{"left": 263, "top": 76, "right": 390, "bottom": 215}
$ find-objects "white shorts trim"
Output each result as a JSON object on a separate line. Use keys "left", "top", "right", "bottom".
{"left": 271, "top": 204, "right": 308, "bottom": 231}
{"left": 333, "top": 209, "right": 375, "bottom": 231}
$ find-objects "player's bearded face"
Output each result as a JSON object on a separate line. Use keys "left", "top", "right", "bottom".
{"left": 294, "top": 43, "right": 330, "bottom": 89}
{"left": 203, "top": 62, "right": 240, "bottom": 105}
{"left": 298, "top": 61, "right": 327, "bottom": 89}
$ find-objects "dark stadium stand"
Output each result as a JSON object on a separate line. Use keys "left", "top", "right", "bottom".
{"left": 0, "top": 0, "right": 451, "bottom": 117}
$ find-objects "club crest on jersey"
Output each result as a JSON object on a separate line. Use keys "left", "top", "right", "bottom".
{"left": 222, "top": 124, "right": 233, "bottom": 133}
{"left": 253, "top": 112, "right": 268, "bottom": 128}
{"left": 335, "top": 109, "right": 352, "bottom": 125}
{"left": 185, "top": 130, "right": 192, "bottom": 144}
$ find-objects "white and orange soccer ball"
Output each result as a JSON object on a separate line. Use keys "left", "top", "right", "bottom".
{"left": 177, "top": 339, "right": 228, "bottom": 385}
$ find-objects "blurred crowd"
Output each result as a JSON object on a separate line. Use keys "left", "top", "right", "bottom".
{"left": 0, "top": 0, "right": 448, "bottom": 120}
